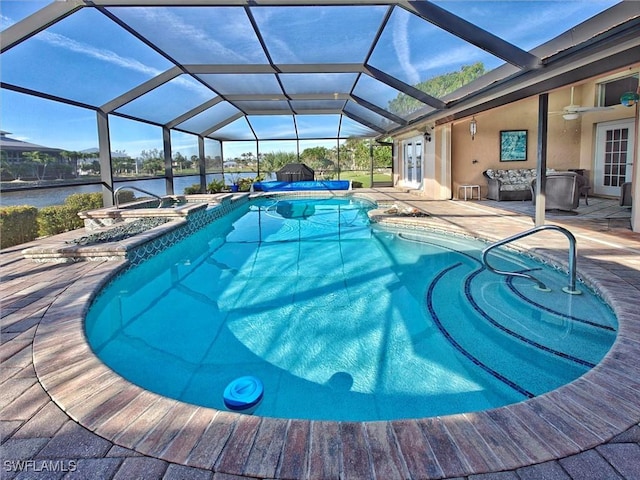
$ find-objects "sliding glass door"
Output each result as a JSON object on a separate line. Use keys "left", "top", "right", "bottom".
{"left": 403, "top": 137, "right": 423, "bottom": 188}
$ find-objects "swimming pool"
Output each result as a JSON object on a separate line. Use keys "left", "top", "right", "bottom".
{"left": 85, "top": 196, "right": 617, "bottom": 421}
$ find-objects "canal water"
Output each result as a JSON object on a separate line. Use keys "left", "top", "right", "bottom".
{"left": 0, "top": 174, "right": 239, "bottom": 209}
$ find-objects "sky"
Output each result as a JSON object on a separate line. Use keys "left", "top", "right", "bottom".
{"left": 0, "top": 0, "right": 621, "bottom": 160}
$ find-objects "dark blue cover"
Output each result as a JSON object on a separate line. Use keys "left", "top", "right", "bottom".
{"left": 254, "top": 180, "right": 350, "bottom": 191}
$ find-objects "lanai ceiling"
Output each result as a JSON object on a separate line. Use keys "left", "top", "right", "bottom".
{"left": 1, "top": 1, "right": 639, "bottom": 142}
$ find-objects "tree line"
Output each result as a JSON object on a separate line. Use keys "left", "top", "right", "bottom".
{"left": 1, "top": 138, "right": 390, "bottom": 183}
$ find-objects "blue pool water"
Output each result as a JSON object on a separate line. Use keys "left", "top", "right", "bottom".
{"left": 85, "top": 196, "right": 617, "bottom": 421}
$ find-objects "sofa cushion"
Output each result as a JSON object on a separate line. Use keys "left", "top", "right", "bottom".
{"left": 484, "top": 168, "right": 555, "bottom": 189}
{"left": 501, "top": 182, "right": 529, "bottom": 191}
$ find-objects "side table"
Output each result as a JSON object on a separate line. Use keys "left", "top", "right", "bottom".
{"left": 458, "top": 184, "right": 480, "bottom": 200}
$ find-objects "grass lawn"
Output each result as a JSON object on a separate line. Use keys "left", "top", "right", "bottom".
{"left": 339, "top": 172, "right": 392, "bottom": 187}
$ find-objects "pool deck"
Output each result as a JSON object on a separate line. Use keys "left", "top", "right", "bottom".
{"left": 2, "top": 188, "right": 639, "bottom": 480}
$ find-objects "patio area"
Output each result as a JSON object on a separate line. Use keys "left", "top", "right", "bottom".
{"left": 479, "top": 195, "right": 633, "bottom": 231}
{"left": 1, "top": 188, "right": 639, "bottom": 480}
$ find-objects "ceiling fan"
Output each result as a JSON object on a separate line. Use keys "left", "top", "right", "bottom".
{"left": 551, "top": 87, "right": 614, "bottom": 120}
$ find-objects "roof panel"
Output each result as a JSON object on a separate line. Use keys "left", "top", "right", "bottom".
{"left": 344, "top": 101, "right": 400, "bottom": 131}
{"left": 353, "top": 74, "right": 428, "bottom": 118}
{"left": 107, "top": 6, "right": 269, "bottom": 65}
{"left": 176, "top": 101, "right": 241, "bottom": 135}
{"left": 209, "top": 117, "right": 255, "bottom": 141}
{"left": 116, "top": 75, "right": 215, "bottom": 125}
{"left": 338, "top": 116, "right": 380, "bottom": 138}
{"left": 279, "top": 73, "right": 358, "bottom": 95}
{"left": 233, "top": 100, "right": 292, "bottom": 114}
{"left": 197, "top": 74, "right": 283, "bottom": 95}
{"left": 295, "top": 115, "right": 342, "bottom": 139}
{"left": 290, "top": 100, "right": 347, "bottom": 113}
{"left": 1, "top": 8, "right": 172, "bottom": 106}
{"left": 368, "top": 6, "right": 501, "bottom": 95}
{"left": 248, "top": 115, "right": 296, "bottom": 140}
{"left": 252, "top": 5, "right": 389, "bottom": 64}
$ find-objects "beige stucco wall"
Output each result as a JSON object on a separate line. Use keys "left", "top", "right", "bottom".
{"left": 449, "top": 90, "right": 588, "bottom": 199}
{"left": 419, "top": 125, "right": 452, "bottom": 199}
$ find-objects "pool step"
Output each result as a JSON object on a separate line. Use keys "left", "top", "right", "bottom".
{"left": 465, "top": 269, "right": 616, "bottom": 364}
{"left": 426, "top": 263, "right": 590, "bottom": 398}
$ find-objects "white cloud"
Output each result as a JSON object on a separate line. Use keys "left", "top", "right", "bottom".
{"left": 31, "top": 22, "right": 212, "bottom": 99}
{"left": 124, "top": 7, "right": 258, "bottom": 63}
{"left": 3, "top": 13, "right": 162, "bottom": 78}
{"left": 499, "top": 3, "right": 585, "bottom": 49}
{"left": 0, "top": 14, "right": 13, "bottom": 30}
{"left": 414, "top": 44, "right": 484, "bottom": 76}
{"left": 39, "top": 30, "right": 161, "bottom": 77}
{"left": 391, "top": 11, "right": 420, "bottom": 85}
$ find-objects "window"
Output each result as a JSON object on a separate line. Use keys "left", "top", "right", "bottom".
{"left": 603, "top": 128, "right": 629, "bottom": 187}
{"left": 598, "top": 74, "right": 639, "bottom": 107}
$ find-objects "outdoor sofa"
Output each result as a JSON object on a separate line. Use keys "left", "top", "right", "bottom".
{"left": 483, "top": 168, "right": 556, "bottom": 201}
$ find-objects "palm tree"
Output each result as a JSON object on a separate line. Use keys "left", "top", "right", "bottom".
{"left": 21, "top": 151, "right": 53, "bottom": 182}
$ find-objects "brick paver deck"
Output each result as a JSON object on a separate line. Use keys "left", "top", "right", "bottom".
{"left": 2, "top": 190, "right": 639, "bottom": 479}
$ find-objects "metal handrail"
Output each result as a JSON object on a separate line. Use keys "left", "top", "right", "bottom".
{"left": 114, "top": 186, "right": 163, "bottom": 209}
{"left": 481, "top": 225, "right": 581, "bottom": 295}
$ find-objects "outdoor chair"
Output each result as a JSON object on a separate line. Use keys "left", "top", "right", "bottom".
{"left": 573, "top": 171, "right": 591, "bottom": 205}
{"left": 620, "top": 182, "right": 632, "bottom": 207}
{"left": 530, "top": 172, "right": 580, "bottom": 213}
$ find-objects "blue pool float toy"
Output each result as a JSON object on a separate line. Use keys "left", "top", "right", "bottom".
{"left": 223, "top": 376, "right": 264, "bottom": 412}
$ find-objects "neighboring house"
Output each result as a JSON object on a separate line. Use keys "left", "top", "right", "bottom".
{"left": 0, "top": 131, "right": 68, "bottom": 180}
{"left": 1, "top": 130, "right": 64, "bottom": 162}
